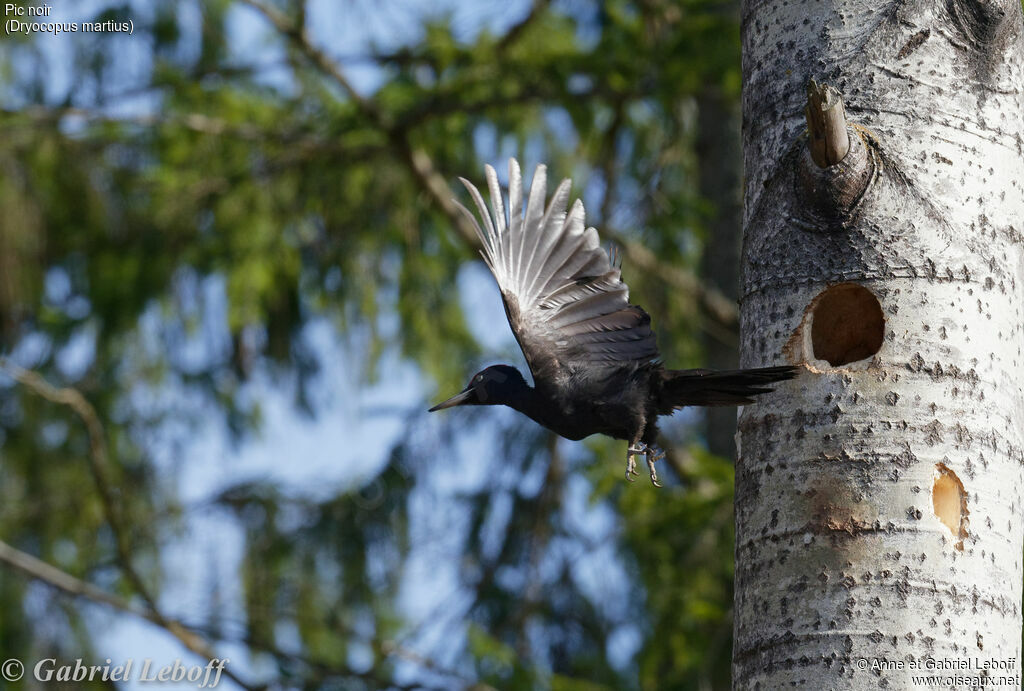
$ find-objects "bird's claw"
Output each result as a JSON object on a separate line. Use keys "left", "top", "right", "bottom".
{"left": 625, "top": 445, "right": 643, "bottom": 482}
{"left": 626, "top": 443, "right": 663, "bottom": 487}
{"left": 625, "top": 457, "right": 639, "bottom": 482}
{"left": 646, "top": 446, "right": 665, "bottom": 487}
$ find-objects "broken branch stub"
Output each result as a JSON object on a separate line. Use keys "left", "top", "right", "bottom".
{"left": 796, "top": 80, "right": 875, "bottom": 227}
{"left": 805, "top": 79, "right": 850, "bottom": 167}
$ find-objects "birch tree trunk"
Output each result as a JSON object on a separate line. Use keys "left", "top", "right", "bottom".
{"left": 734, "top": 0, "right": 1024, "bottom": 688}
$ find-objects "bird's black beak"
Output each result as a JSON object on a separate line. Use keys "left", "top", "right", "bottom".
{"left": 428, "top": 387, "right": 473, "bottom": 412}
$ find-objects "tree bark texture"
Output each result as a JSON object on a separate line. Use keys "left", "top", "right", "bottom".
{"left": 734, "top": 0, "right": 1024, "bottom": 688}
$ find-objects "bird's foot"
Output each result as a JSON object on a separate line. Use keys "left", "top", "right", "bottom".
{"left": 645, "top": 445, "right": 665, "bottom": 488}
{"left": 625, "top": 444, "right": 644, "bottom": 482}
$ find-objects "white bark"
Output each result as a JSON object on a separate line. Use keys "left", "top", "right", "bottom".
{"left": 734, "top": 0, "right": 1024, "bottom": 688}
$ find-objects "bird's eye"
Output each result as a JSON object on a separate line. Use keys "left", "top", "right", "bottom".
{"left": 474, "top": 375, "right": 483, "bottom": 383}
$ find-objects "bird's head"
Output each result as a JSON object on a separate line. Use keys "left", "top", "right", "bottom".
{"left": 428, "top": 365, "right": 528, "bottom": 411}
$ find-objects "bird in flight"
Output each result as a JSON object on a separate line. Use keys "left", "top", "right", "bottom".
{"left": 429, "top": 159, "right": 797, "bottom": 486}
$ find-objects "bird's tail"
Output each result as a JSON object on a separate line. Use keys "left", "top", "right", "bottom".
{"left": 657, "top": 365, "right": 798, "bottom": 410}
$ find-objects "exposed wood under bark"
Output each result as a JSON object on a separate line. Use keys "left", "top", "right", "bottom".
{"left": 805, "top": 79, "right": 851, "bottom": 167}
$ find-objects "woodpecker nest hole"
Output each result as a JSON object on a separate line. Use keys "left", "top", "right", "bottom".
{"left": 809, "top": 283, "right": 884, "bottom": 367}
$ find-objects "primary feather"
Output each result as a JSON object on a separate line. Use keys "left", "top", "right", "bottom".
{"left": 455, "top": 159, "right": 660, "bottom": 384}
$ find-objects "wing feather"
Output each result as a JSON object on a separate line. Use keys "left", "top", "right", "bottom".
{"left": 508, "top": 159, "right": 524, "bottom": 284}
{"left": 459, "top": 158, "right": 659, "bottom": 382}
{"left": 452, "top": 198, "right": 497, "bottom": 275}
{"left": 485, "top": 165, "right": 506, "bottom": 235}
{"left": 461, "top": 177, "right": 496, "bottom": 253}
{"left": 523, "top": 178, "right": 571, "bottom": 301}
{"left": 519, "top": 164, "right": 549, "bottom": 302}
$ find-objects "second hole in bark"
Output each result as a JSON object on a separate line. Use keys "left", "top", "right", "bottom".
{"left": 810, "top": 283, "right": 884, "bottom": 366}
{"left": 933, "top": 463, "right": 967, "bottom": 551}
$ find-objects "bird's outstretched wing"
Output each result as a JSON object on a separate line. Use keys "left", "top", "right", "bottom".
{"left": 455, "top": 158, "right": 659, "bottom": 384}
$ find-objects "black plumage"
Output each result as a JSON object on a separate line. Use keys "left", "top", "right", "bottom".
{"left": 429, "top": 159, "right": 797, "bottom": 485}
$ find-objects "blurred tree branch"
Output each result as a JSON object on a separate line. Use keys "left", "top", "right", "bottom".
{"left": 232, "top": 628, "right": 483, "bottom": 691}
{"left": 5, "top": 2, "right": 742, "bottom": 334}
{"left": 0, "top": 359, "right": 150, "bottom": 602}
{"left": 496, "top": 0, "right": 551, "bottom": 52}
{"left": 0, "top": 532, "right": 476, "bottom": 691}
{"left": 0, "top": 538, "right": 153, "bottom": 620}
{"left": 238, "top": 0, "right": 386, "bottom": 126}
{"left": 0, "top": 536, "right": 257, "bottom": 690}
{"left": 238, "top": 0, "right": 739, "bottom": 332}
{"left": 0, "top": 358, "right": 257, "bottom": 691}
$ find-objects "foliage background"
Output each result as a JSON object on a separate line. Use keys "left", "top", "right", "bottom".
{"left": 0, "top": 0, "right": 746, "bottom": 688}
